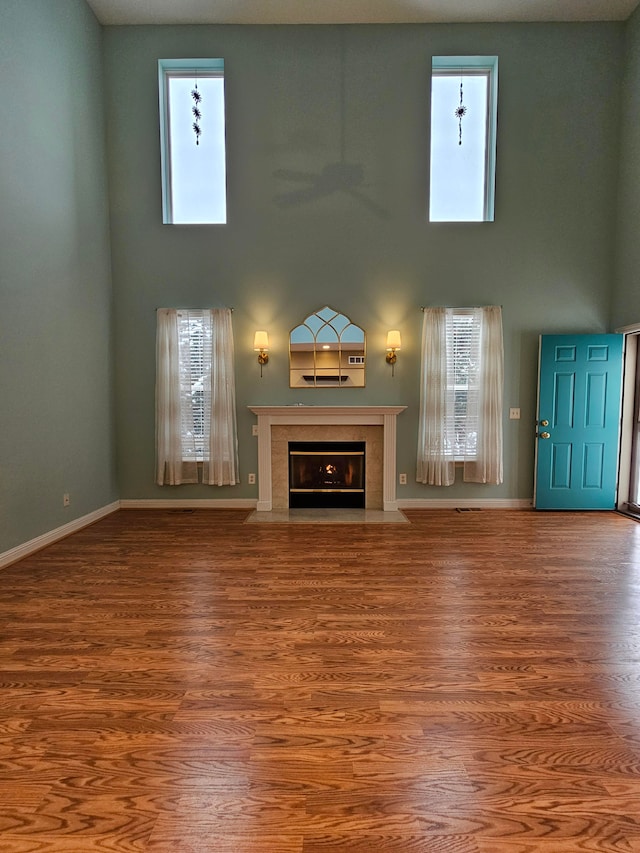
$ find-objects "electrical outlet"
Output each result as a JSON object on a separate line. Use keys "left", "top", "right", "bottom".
{"left": 252, "top": 424, "right": 259, "bottom": 436}
{"left": 509, "top": 408, "right": 521, "bottom": 420}
{"left": 248, "top": 473, "right": 256, "bottom": 484}
{"left": 63, "top": 493, "right": 70, "bottom": 507}
{"left": 399, "top": 473, "right": 407, "bottom": 485}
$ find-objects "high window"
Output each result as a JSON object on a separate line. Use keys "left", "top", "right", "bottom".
{"left": 158, "top": 59, "right": 227, "bottom": 225}
{"left": 429, "top": 56, "right": 498, "bottom": 223}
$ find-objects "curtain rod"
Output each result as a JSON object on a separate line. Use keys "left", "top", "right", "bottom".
{"left": 156, "top": 307, "right": 234, "bottom": 311}
{"left": 420, "top": 305, "right": 502, "bottom": 311}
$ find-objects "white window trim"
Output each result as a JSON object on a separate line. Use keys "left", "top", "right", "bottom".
{"left": 430, "top": 55, "right": 498, "bottom": 223}
{"left": 158, "top": 58, "right": 226, "bottom": 225}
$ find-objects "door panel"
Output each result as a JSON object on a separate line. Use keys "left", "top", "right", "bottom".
{"left": 535, "top": 334, "right": 623, "bottom": 510}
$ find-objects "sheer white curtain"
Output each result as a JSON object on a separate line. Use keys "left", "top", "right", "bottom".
{"left": 416, "top": 307, "right": 456, "bottom": 485}
{"left": 207, "top": 308, "right": 239, "bottom": 486}
{"left": 156, "top": 309, "right": 183, "bottom": 485}
{"left": 417, "top": 306, "right": 503, "bottom": 486}
{"left": 156, "top": 308, "right": 239, "bottom": 486}
{"left": 465, "top": 305, "right": 503, "bottom": 484}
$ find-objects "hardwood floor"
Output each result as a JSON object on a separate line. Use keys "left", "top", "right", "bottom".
{"left": 2, "top": 508, "right": 640, "bottom": 852}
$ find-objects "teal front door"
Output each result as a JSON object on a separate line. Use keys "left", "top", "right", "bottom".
{"left": 535, "top": 334, "right": 624, "bottom": 510}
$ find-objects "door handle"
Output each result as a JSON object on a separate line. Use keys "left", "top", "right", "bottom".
{"left": 539, "top": 432, "right": 551, "bottom": 439}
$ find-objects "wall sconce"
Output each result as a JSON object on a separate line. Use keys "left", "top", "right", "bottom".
{"left": 253, "top": 331, "right": 269, "bottom": 377}
{"left": 386, "top": 330, "right": 401, "bottom": 377}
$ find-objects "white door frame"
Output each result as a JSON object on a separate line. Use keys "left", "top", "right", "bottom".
{"left": 615, "top": 322, "right": 640, "bottom": 513}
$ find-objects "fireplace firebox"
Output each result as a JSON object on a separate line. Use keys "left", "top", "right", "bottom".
{"left": 288, "top": 442, "right": 365, "bottom": 509}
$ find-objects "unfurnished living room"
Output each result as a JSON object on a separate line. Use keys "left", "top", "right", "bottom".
{"left": 2, "top": 0, "right": 640, "bottom": 850}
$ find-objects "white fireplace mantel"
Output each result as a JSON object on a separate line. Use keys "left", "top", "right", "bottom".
{"left": 248, "top": 406, "right": 407, "bottom": 512}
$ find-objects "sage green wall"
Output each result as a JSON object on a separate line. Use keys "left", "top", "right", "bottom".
{"left": 105, "top": 22, "right": 623, "bottom": 503}
{"left": 0, "top": 8, "right": 631, "bottom": 557}
{"left": 0, "top": 0, "right": 116, "bottom": 553}
{"left": 613, "top": 5, "right": 640, "bottom": 329}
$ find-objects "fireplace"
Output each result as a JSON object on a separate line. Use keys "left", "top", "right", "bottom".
{"left": 289, "top": 442, "right": 365, "bottom": 509}
{"left": 248, "top": 406, "right": 406, "bottom": 511}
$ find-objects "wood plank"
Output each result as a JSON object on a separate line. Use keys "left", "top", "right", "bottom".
{"left": 1, "top": 508, "right": 640, "bottom": 849}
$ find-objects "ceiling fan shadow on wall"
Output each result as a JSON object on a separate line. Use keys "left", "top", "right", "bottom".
{"left": 273, "top": 36, "right": 390, "bottom": 220}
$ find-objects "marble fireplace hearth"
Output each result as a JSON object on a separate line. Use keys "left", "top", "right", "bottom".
{"left": 248, "top": 406, "right": 406, "bottom": 512}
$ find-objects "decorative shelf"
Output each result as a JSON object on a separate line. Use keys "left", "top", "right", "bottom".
{"left": 302, "top": 375, "right": 348, "bottom": 382}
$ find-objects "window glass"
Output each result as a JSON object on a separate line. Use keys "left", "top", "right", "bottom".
{"left": 178, "top": 311, "right": 210, "bottom": 459}
{"left": 429, "top": 57, "right": 498, "bottom": 223}
{"left": 159, "top": 60, "right": 227, "bottom": 225}
{"left": 448, "top": 311, "right": 481, "bottom": 459}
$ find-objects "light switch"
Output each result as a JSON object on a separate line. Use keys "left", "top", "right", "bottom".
{"left": 509, "top": 408, "right": 521, "bottom": 420}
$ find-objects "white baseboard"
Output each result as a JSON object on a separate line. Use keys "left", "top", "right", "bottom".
{"left": 122, "top": 498, "right": 530, "bottom": 511}
{"left": 1, "top": 497, "right": 532, "bottom": 569}
{"left": 121, "top": 498, "right": 530, "bottom": 511}
{"left": 0, "top": 501, "right": 121, "bottom": 569}
{"left": 119, "top": 498, "right": 257, "bottom": 510}
{"left": 397, "top": 498, "right": 532, "bottom": 509}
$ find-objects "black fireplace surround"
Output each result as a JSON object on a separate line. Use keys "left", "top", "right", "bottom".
{"left": 288, "top": 441, "right": 366, "bottom": 509}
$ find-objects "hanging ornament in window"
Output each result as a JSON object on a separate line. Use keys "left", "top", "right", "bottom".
{"left": 454, "top": 77, "right": 467, "bottom": 146}
{"left": 191, "top": 80, "right": 202, "bottom": 145}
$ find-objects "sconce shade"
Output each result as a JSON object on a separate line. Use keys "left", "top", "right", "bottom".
{"left": 253, "top": 331, "right": 269, "bottom": 351}
{"left": 386, "top": 330, "right": 401, "bottom": 351}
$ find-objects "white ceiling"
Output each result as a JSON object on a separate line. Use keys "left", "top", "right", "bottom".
{"left": 85, "top": 0, "right": 640, "bottom": 26}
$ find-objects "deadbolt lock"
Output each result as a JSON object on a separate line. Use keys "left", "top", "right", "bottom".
{"left": 540, "top": 419, "right": 549, "bottom": 427}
